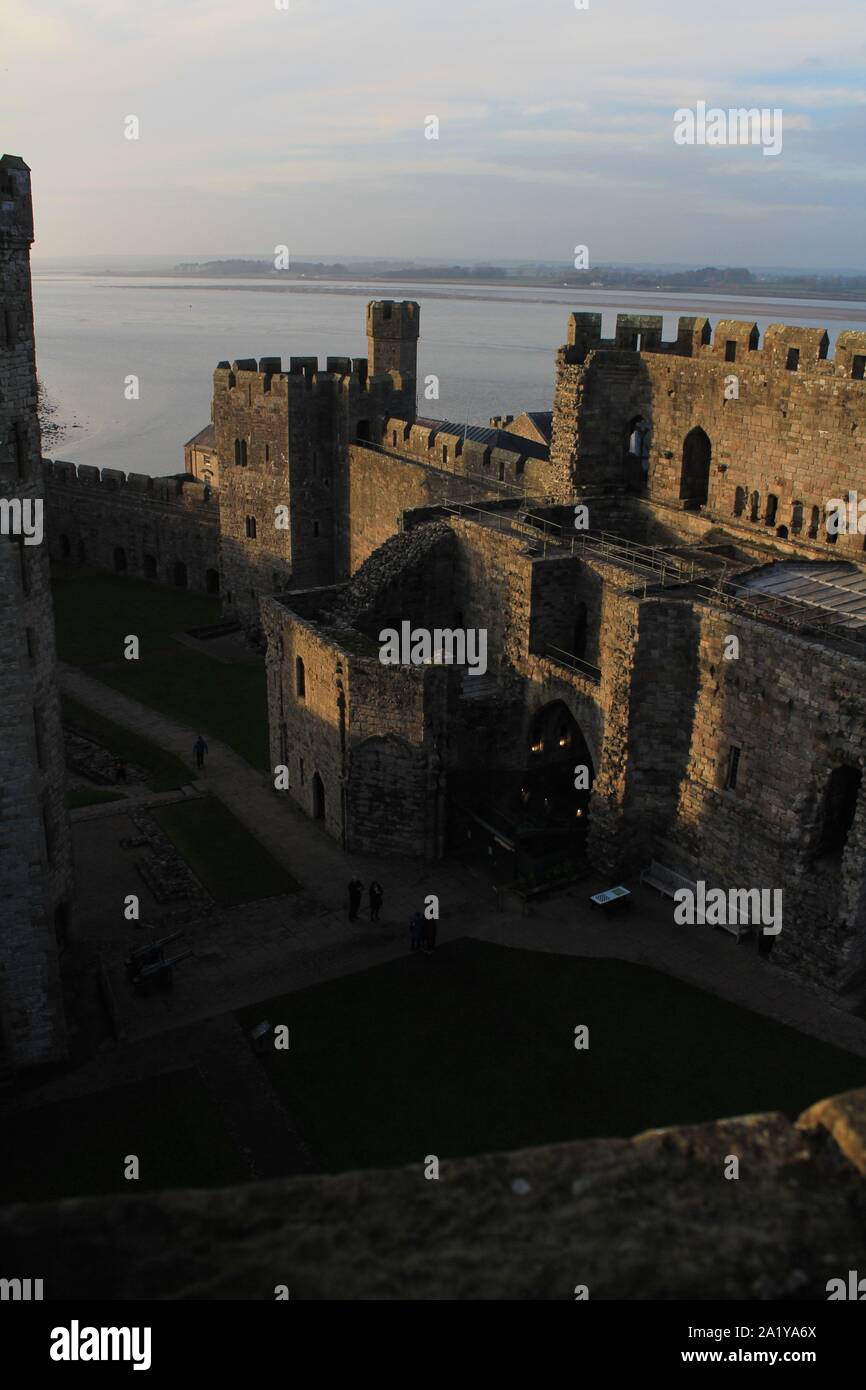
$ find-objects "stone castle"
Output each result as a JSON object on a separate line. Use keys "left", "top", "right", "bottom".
{"left": 6, "top": 148, "right": 866, "bottom": 1070}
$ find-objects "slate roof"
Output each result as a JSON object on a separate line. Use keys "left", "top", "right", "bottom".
{"left": 184, "top": 423, "right": 216, "bottom": 450}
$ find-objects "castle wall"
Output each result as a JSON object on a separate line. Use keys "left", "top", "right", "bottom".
{"left": 664, "top": 606, "right": 866, "bottom": 991}
{"left": 550, "top": 314, "right": 866, "bottom": 559}
{"left": 0, "top": 155, "right": 70, "bottom": 1066}
{"left": 213, "top": 358, "right": 404, "bottom": 630}
{"left": 348, "top": 444, "right": 499, "bottom": 572}
{"left": 43, "top": 461, "right": 220, "bottom": 592}
{"left": 262, "top": 596, "right": 442, "bottom": 858}
{"left": 583, "top": 579, "right": 866, "bottom": 992}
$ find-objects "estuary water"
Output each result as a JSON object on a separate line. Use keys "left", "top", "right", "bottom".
{"left": 31, "top": 273, "right": 866, "bottom": 478}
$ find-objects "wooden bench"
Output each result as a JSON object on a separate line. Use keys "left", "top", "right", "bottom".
{"left": 640, "top": 860, "right": 696, "bottom": 900}
{"left": 640, "top": 861, "right": 752, "bottom": 941}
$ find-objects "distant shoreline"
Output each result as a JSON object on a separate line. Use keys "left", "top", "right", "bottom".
{"left": 32, "top": 274, "right": 866, "bottom": 324}
{"left": 105, "top": 268, "right": 866, "bottom": 305}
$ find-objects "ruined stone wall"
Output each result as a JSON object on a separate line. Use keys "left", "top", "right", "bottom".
{"left": 262, "top": 593, "right": 443, "bottom": 858}
{"left": 662, "top": 604, "right": 866, "bottom": 991}
{"left": 0, "top": 156, "right": 70, "bottom": 1066}
{"left": 43, "top": 461, "right": 220, "bottom": 592}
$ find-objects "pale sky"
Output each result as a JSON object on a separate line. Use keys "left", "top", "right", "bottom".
{"left": 3, "top": 0, "right": 865, "bottom": 267}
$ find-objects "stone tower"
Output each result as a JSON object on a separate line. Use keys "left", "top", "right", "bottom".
{"left": 0, "top": 154, "right": 71, "bottom": 1066}
{"left": 213, "top": 302, "right": 421, "bottom": 631}
{"left": 366, "top": 300, "right": 419, "bottom": 419}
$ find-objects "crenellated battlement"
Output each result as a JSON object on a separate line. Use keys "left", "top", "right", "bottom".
{"left": 561, "top": 310, "right": 866, "bottom": 379}
{"left": 212, "top": 356, "right": 399, "bottom": 401}
{"left": 43, "top": 458, "right": 219, "bottom": 510}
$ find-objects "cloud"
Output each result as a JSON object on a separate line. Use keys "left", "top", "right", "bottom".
{"left": 6, "top": 0, "right": 866, "bottom": 265}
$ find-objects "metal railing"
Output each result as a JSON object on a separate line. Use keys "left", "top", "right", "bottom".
{"left": 442, "top": 499, "right": 706, "bottom": 585}
{"left": 542, "top": 644, "right": 602, "bottom": 683}
{"left": 690, "top": 576, "right": 866, "bottom": 659}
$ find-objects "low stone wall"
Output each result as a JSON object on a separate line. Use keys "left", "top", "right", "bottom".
{"left": 2, "top": 1086, "right": 866, "bottom": 1299}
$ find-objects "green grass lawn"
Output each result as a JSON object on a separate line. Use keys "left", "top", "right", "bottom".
{"left": 66, "top": 787, "right": 127, "bottom": 809}
{"left": 154, "top": 796, "right": 299, "bottom": 904}
{"left": 62, "top": 695, "right": 193, "bottom": 792}
{"left": 238, "top": 939, "right": 866, "bottom": 1172}
{"left": 52, "top": 563, "right": 269, "bottom": 768}
{"left": 0, "top": 1069, "right": 248, "bottom": 1201}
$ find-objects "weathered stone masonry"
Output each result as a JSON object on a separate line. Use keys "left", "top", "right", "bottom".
{"left": 0, "top": 156, "right": 70, "bottom": 1066}
{"left": 44, "top": 460, "right": 220, "bottom": 592}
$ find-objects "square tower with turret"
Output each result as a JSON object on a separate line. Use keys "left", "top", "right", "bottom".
{"left": 213, "top": 302, "right": 421, "bottom": 632}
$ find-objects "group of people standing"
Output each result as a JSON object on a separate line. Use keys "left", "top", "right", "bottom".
{"left": 348, "top": 878, "right": 383, "bottom": 922}
{"left": 346, "top": 878, "right": 438, "bottom": 953}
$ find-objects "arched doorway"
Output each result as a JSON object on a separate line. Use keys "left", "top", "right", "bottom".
{"left": 522, "top": 701, "right": 595, "bottom": 853}
{"left": 679, "top": 427, "right": 711, "bottom": 508}
{"left": 311, "top": 772, "right": 326, "bottom": 821}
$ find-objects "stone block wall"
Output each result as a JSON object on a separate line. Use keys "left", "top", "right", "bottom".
{"left": 214, "top": 357, "right": 404, "bottom": 629}
{"left": 663, "top": 604, "right": 866, "bottom": 990}
{"left": 262, "top": 592, "right": 444, "bottom": 859}
{"left": 43, "top": 461, "right": 220, "bottom": 592}
{"left": 549, "top": 313, "right": 866, "bottom": 557}
{"left": 0, "top": 155, "right": 70, "bottom": 1066}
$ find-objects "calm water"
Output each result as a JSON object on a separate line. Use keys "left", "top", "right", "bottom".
{"left": 31, "top": 275, "right": 866, "bottom": 477}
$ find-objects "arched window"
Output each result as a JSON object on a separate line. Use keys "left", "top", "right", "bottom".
{"left": 296, "top": 656, "right": 306, "bottom": 699}
{"left": 749, "top": 491, "right": 760, "bottom": 522}
{"left": 245, "top": 515, "right": 257, "bottom": 539}
{"left": 234, "top": 438, "right": 248, "bottom": 467}
{"left": 808, "top": 506, "right": 820, "bottom": 539}
{"left": 765, "top": 494, "right": 778, "bottom": 526}
{"left": 733, "top": 486, "right": 746, "bottom": 517}
{"left": 679, "top": 427, "right": 711, "bottom": 508}
{"left": 791, "top": 500, "right": 804, "bottom": 534}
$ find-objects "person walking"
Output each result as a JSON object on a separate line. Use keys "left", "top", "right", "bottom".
{"left": 409, "top": 910, "right": 424, "bottom": 953}
{"left": 348, "top": 878, "right": 363, "bottom": 921}
{"left": 369, "top": 880, "right": 383, "bottom": 922}
{"left": 193, "top": 734, "right": 209, "bottom": 772}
